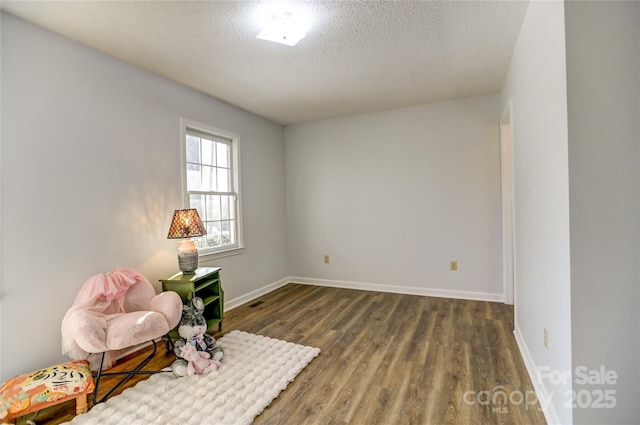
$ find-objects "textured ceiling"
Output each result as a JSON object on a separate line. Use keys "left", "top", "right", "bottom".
{"left": 2, "top": 1, "right": 529, "bottom": 125}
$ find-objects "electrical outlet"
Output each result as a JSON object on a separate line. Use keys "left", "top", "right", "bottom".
{"left": 324, "top": 255, "right": 330, "bottom": 264}
{"left": 544, "top": 328, "right": 549, "bottom": 349}
{"left": 450, "top": 260, "right": 458, "bottom": 271}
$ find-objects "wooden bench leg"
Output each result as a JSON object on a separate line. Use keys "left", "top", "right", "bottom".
{"left": 75, "top": 394, "right": 89, "bottom": 415}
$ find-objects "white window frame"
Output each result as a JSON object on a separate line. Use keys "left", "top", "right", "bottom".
{"left": 180, "top": 118, "right": 244, "bottom": 258}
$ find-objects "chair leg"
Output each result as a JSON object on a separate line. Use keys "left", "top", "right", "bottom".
{"left": 164, "top": 333, "right": 175, "bottom": 354}
{"left": 92, "top": 339, "right": 171, "bottom": 405}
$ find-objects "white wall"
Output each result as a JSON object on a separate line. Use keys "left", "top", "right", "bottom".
{"left": 0, "top": 12, "right": 288, "bottom": 380}
{"left": 500, "top": 2, "right": 573, "bottom": 424}
{"left": 285, "top": 95, "right": 503, "bottom": 299}
{"left": 565, "top": 2, "right": 640, "bottom": 423}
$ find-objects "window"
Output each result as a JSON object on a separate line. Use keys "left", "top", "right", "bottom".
{"left": 182, "top": 120, "right": 242, "bottom": 256}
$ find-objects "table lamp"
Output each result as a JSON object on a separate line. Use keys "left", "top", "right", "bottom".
{"left": 167, "top": 208, "right": 207, "bottom": 274}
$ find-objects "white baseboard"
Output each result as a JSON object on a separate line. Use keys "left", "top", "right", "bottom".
{"left": 224, "top": 275, "right": 503, "bottom": 312}
{"left": 290, "top": 276, "right": 503, "bottom": 302}
{"left": 224, "top": 277, "right": 290, "bottom": 310}
{"left": 513, "top": 325, "right": 562, "bottom": 425}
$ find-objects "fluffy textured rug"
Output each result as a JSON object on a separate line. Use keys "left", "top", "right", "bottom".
{"left": 64, "top": 330, "right": 320, "bottom": 425}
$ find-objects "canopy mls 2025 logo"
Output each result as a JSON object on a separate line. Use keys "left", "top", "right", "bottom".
{"left": 537, "top": 365, "right": 618, "bottom": 409}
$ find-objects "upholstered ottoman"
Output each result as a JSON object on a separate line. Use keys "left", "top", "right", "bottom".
{"left": 0, "top": 360, "right": 94, "bottom": 424}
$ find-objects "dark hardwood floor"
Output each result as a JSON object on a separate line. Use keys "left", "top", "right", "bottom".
{"left": 32, "top": 283, "right": 546, "bottom": 425}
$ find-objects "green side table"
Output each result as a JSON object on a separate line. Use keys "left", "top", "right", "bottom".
{"left": 160, "top": 266, "right": 224, "bottom": 332}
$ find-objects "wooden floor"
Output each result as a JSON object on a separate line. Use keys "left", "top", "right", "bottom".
{"left": 34, "top": 284, "right": 546, "bottom": 425}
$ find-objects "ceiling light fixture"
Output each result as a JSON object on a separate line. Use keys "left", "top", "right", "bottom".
{"left": 256, "top": 12, "right": 309, "bottom": 46}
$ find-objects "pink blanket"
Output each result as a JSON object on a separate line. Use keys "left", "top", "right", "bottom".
{"left": 61, "top": 268, "right": 151, "bottom": 371}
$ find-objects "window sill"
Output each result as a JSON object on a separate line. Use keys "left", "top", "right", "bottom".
{"left": 199, "top": 247, "right": 244, "bottom": 261}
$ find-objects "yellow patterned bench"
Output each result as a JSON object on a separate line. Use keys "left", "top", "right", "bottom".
{"left": 0, "top": 360, "right": 94, "bottom": 424}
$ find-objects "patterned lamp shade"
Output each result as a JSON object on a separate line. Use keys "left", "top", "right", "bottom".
{"left": 167, "top": 209, "right": 207, "bottom": 239}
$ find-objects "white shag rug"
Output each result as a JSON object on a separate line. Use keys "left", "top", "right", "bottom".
{"left": 64, "top": 330, "right": 320, "bottom": 425}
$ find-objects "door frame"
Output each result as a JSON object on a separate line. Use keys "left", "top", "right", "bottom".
{"left": 500, "top": 101, "right": 516, "bottom": 306}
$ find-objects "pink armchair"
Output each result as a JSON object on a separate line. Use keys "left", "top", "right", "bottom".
{"left": 61, "top": 268, "right": 182, "bottom": 404}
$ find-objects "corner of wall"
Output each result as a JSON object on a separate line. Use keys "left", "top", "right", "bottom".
{"left": 500, "top": 1, "right": 573, "bottom": 424}
{"left": 513, "top": 326, "right": 561, "bottom": 425}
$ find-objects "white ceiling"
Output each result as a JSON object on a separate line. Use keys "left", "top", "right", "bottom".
{"left": 2, "top": 1, "right": 529, "bottom": 125}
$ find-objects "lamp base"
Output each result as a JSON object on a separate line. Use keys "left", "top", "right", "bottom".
{"left": 176, "top": 240, "right": 199, "bottom": 274}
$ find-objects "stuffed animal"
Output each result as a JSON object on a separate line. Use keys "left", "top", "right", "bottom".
{"left": 178, "top": 343, "right": 221, "bottom": 376}
{"left": 171, "top": 297, "right": 224, "bottom": 376}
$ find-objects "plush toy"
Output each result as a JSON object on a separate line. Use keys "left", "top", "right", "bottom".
{"left": 171, "top": 297, "right": 224, "bottom": 377}
{"left": 179, "top": 343, "right": 221, "bottom": 376}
